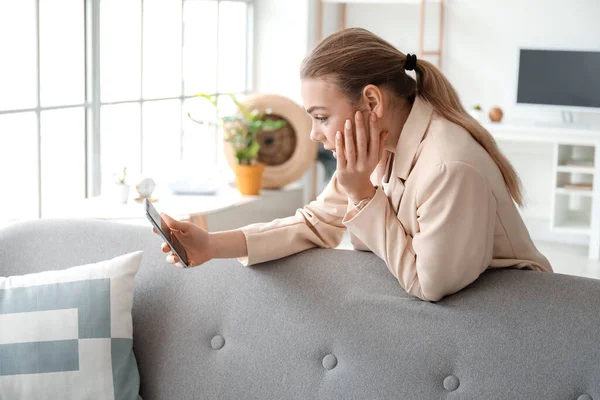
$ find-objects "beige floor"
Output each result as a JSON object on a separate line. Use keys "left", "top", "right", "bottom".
{"left": 337, "top": 232, "right": 600, "bottom": 280}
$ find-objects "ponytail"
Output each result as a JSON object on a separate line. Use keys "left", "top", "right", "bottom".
{"left": 414, "top": 58, "right": 525, "bottom": 207}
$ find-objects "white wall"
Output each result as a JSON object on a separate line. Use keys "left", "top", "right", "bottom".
{"left": 252, "top": 0, "right": 311, "bottom": 103}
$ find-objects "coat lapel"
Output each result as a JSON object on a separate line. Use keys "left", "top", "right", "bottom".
{"left": 386, "top": 96, "right": 434, "bottom": 213}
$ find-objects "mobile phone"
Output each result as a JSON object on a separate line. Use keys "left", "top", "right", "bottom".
{"left": 144, "top": 198, "right": 190, "bottom": 268}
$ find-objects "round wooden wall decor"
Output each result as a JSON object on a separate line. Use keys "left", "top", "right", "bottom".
{"left": 224, "top": 93, "right": 316, "bottom": 189}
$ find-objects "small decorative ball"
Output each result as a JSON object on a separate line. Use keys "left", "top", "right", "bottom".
{"left": 136, "top": 177, "right": 156, "bottom": 198}
{"left": 488, "top": 106, "right": 504, "bottom": 122}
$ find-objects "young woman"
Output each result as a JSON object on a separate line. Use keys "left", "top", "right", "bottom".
{"left": 156, "top": 28, "right": 552, "bottom": 302}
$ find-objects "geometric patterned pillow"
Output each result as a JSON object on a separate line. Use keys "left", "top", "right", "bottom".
{"left": 0, "top": 251, "right": 143, "bottom": 400}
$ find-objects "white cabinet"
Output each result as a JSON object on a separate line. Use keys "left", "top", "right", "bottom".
{"left": 485, "top": 123, "right": 600, "bottom": 260}
{"left": 551, "top": 144, "right": 596, "bottom": 235}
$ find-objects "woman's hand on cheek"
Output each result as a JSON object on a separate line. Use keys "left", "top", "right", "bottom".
{"left": 335, "top": 110, "right": 388, "bottom": 204}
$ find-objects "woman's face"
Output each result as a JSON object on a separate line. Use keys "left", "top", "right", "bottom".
{"left": 301, "top": 78, "right": 358, "bottom": 158}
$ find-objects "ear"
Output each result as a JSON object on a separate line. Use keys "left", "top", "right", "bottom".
{"left": 361, "top": 84, "right": 384, "bottom": 118}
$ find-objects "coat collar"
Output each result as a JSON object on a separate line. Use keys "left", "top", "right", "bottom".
{"left": 393, "top": 96, "right": 434, "bottom": 179}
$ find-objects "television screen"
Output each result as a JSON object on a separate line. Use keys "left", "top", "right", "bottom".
{"left": 517, "top": 49, "right": 600, "bottom": 109}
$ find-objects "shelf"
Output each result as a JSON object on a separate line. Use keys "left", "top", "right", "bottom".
{"left": 555, "top": 188, "right": 594, "bottom": 197}
{"left": 321, "top": 0, "right": 441, "bottom": 3}
{"left": 556, "top": 165, "right": 595, "bottom": 175}
{"left": 552, "top": 193, "right": 593, "bottom": 236}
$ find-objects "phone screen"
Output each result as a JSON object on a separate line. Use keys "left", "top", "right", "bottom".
{"left": 145, "top": 200, "right": 189, "bottom": 267}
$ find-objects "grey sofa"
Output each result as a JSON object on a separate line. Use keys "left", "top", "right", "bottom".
{"left": 2, "top": 218, "right": 599, "bottom": 400}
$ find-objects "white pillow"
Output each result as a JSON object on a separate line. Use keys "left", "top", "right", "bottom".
{"left": 0, "top": 251, "right": 143, "bottom": 400}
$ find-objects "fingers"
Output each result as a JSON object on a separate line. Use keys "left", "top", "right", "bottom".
{"left": 335, "top": 130, "right": 346, "bottom": 169}
{"left": 165, "top": 252, "right": 188, "bottom": 269}
{"left": 343, "top": 118, "right": 356, "bottom": 165}
{"left": 166, "top": 253, "right": 179, "bottom": 264}
{"left": 152, "top": 227, "right": 158, "bottom": 235}
{"left": 161, "top": 242, "right": 171, "bottom": 253}
{"left": 161, "top": 213, "right": 186, "bottom": 232}
{"left": 355, "top": 111, "right": 367, "bottom": 165}
{"left": 367, "top": 111, "right": 379, "bottom": 165}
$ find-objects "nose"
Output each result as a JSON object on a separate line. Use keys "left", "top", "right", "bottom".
{"left": 310, "top": 130, "right": 323, "bottom": 143}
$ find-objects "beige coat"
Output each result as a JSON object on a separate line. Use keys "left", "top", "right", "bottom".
{"left": 238, "top": 96, "right": 552, "bottom": 302}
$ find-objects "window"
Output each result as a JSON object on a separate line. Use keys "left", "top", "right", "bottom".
{"left": 0, "top": 0, "right": 252, "bottom": 225}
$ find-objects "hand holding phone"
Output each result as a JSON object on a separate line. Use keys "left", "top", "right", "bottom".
{"left": 144, "top": 199, "right": 190, "bottom": 268}
{"left": 145, "top": 199, "right": 215, "bottom": 268}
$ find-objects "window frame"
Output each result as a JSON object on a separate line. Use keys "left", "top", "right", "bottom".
{"left": 0, "top": 0, "right": 254, "bottom": 219}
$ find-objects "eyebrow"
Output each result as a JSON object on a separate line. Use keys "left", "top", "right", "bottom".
{"left": 306, "top": 106, "right": 327, "bottom": 114}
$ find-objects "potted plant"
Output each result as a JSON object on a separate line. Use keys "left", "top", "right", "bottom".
{"left": 469, "top": 104, "right": 486, "bottom": 123}
{"left": 114, "top": 167, "right": 130, "bottom": 204}
{"left": 189, "top": 93, "right": 287, "bottom": 195}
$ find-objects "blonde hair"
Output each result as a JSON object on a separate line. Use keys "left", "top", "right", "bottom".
{"left": 301, "top": 28, "right": 524, "bottom": 207}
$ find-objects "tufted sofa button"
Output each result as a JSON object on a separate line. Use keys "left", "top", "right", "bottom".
{"left": 211, "top": 335, "right": 225, "bottom": 350}
{"left": 322, "top": 354, "right": 337, "bottom": 370}
{"left": 577, "top": 395, "right": 592, "bottom": 400}
{"left": 443, "top": 375, "right": 460, "bottom": 392}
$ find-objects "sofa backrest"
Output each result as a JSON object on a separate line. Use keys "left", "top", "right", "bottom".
{"left": 1, "top": 219, "right": 599, "bottom": 400}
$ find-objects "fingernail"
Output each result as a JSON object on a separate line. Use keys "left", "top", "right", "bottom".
{"left": 371, "top": 112, "right": 377, "bottom": 122}
{"left": 345, "top": 119, "right": 351, "bottom": 129}
{"left": 336, "top": 131, "right": 341, "bottom": 139}
{"left": 355, "top": 111, "right": 362, "bottom": 120}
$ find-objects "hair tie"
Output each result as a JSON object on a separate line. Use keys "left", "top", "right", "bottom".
{"left": 404, "top": 53, "right": 417, "bottom": 71}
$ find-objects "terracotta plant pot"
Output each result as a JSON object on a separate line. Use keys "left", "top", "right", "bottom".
{"left": 235, "top": 163, "right": 265, "bottom": 195}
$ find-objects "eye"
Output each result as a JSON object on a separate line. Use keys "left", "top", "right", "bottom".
{"left": 315, "top": 116, "right": 328, "bottom": 124}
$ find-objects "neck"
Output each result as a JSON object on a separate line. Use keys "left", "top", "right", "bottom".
{"left": 383, "top": 101, "right": 413, "bottom": 153}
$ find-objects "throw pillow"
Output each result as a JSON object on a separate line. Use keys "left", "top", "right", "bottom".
{"left": 0, "top": 251, "right": 143, "bottom": 400}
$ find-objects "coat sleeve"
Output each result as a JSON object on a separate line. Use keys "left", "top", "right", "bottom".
{"left": 342, "top": 161, "right": 496, "bottom": 302}
{"left": 237, "top": 173, "right": 349, "bottom": 266}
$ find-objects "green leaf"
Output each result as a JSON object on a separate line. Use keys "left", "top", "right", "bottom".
{"left": 221, "top": 93, "right": 254, "bottom": 121}
{"left": 247, "top": 126, "right": 259, "bottom": 137}
{"left": 237, "top": 156, "right": 251, "bottom": 165}
{"left": 246, "top": 141, "right": 260, "bottom": 158}
{"left": 221, "top": 115, "right": 246, "bottom": 124}
{"left": 237, "top": 148, "right": 255, "bottom": 164}
{"left": 260, "top": 119, "right": 287, "bottom": 131}
{"left": 233, "top": 97, "right": 251, "bottom": 117}
{"left": 193, "top": 92, "right": 275, "bottom": 165}
{"left": 187, "top": 112, "right": 218, "bottom": 127}
{"left": 194, "top": 93, "right": 218, "bottom": 108}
